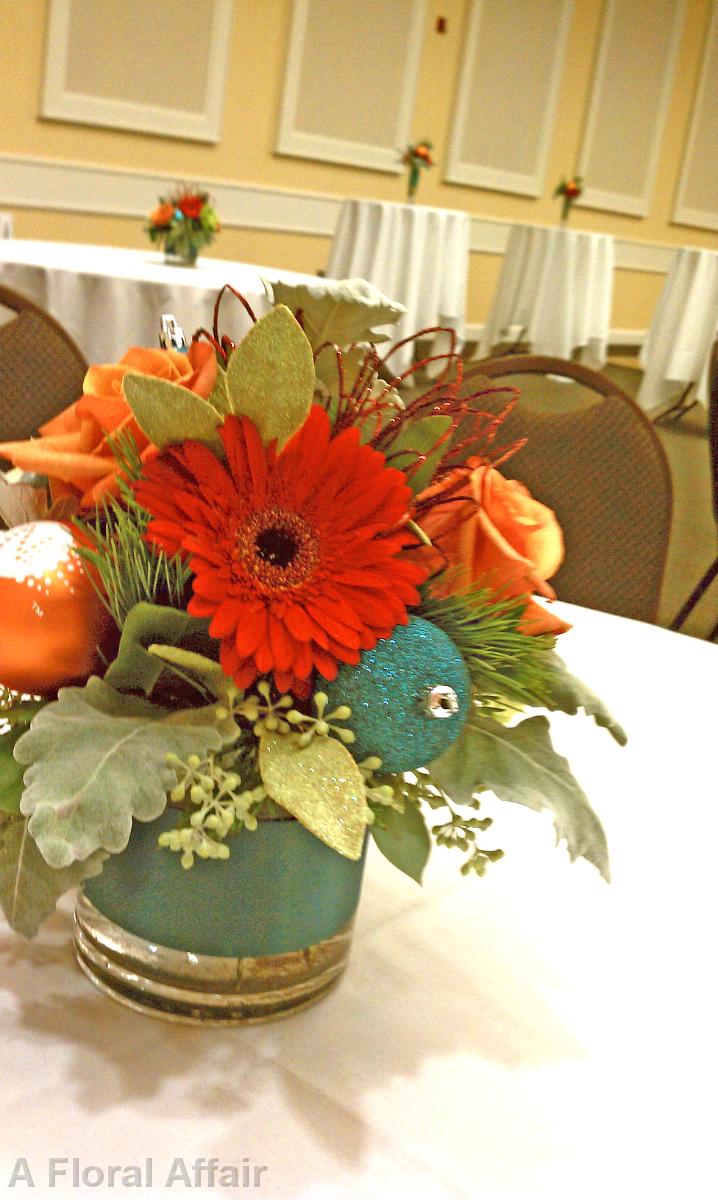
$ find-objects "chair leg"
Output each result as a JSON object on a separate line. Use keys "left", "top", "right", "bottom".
{"left": 707, "top": 615, "right": 718, "bottom": 642}
{"left": 669, "top": 556, "right": 718, "bottom": 630}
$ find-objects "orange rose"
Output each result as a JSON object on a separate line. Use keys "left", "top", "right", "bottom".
{"left": 149, "top": 202, "right": 175, "bottom": 226}
{"left": 419, "top": 459, "right": 570, "bottom": 636}
{"left": 0, "top": 343, "right": 217, "bottom": 510}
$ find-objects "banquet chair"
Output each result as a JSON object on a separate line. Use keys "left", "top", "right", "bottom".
{"left": 669, "top": 340, "right": 718, "bottom": 638}
{"left": 461, "top": 355, "right": 673, "bottom": 623}
{"left": 0, "top": 283, "right": 87, "bottom": 446}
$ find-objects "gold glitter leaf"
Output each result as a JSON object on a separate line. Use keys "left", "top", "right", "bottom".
{"left": 225, "top": 305, "right": 315, "bottom": 446}
{"left": 258, "top": 733, "right": 368, "bottom": 860}
{"left": 123, "top": 373, "right": 223, "bottom": 452}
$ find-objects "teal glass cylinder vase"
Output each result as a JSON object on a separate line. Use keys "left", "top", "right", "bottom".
{"left": 74, "top": 811, "right": 367, "bottom": 1026}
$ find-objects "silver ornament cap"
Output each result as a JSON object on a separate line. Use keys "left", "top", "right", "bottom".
{"left": 423, "top": 684, "right": 460, "bottom": 719}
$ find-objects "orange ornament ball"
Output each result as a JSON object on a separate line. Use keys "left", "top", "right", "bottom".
{"left": 0, "top": 521, "right": 110, "bottom": 695}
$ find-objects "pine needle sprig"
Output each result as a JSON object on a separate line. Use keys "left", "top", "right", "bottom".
{"left": 419, "top": 582, "right": 557, "bottom": 709}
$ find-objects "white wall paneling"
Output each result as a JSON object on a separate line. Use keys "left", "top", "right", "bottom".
{"left": 276, "top": 0, "right": 427, "bottom": 173}
{"left": 41, "top": 0, "right": 234, "bottom": 143}
{"left": 577, "top": 0, "right": 685, "bottom": 217}
{"left": 445, "top": 0, "right": 572, "bottom": 197}
{"left": 673, "top": 1, "right": 718, "bottom": 231}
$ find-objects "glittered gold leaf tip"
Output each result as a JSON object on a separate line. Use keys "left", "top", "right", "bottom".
{"left": 258, "top": 732, "right": 368, "bottom": 859}
{"left": 225, "top": 305, "right": 315, "bottom": 447}
{"left": 122, "top": 373, "right": 223, "bottom": 452}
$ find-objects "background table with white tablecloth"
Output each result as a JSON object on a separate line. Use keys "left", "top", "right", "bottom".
{"left": 636, "top": 246, "right": 718, "bottom": 412}
{"left": 2, "top": 604, "right": 717, "bottom": 1199}
{"left": 0, "top": 240, "right": 325, "bottom": 364}
{"left": 326, "top": 198, "right": 470, "bottom": 375}
{"left": 481, "top": 224, "right": 615, "bottom": 367}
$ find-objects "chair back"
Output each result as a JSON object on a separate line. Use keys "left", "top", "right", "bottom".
{"left": 462, "top": 355, "right": 673, "bottom": 623}
{"left": 708, "top": 340, "right": 718, "bottom": 527}
{"left": 0, "top": 284, "right": 87, "bottom": 444}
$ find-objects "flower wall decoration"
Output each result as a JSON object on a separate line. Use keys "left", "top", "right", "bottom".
{"left": 401, "top": 141, "right": 434, "bottom": 201}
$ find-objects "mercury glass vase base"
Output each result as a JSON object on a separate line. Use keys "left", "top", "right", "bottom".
{"left": 73, "top": 893, "right": 353, "bottom": 1026}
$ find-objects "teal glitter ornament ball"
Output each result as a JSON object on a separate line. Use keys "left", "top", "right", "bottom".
{"left": 325, "top": 617, "right": 471, "bottom": 773}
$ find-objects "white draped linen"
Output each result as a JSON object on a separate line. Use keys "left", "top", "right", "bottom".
{"left": 0, "top": 240, "right": 325, "bottom": 364}
{"left": 636, "top": 246, "right": 718, "bottom": 412}
{"left": 2, "top": 604, "right": 716, "bottom": 1199}
{"left": 0, "top": 213, "right": 12, "bottom": 239}
{"left": 481, "top": 224, "right": 615, "bottom": 366}
{"left": 326, "top": 199, "right": 470, "bottom": 374}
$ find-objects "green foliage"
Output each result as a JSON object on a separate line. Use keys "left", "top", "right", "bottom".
{"left": 268, "top": 278, "right": 405, "bottom": 350}
{"left": 123, "top": 373, "right": 223, "bottom": 451}
{"left": 420, "top": 584, "right": 557, "bottom": 709}
{"left": 15, "top": 678, "right": 223, "bottom": 868}
{"left": 540, "top": 651, "right": 627, "bottom": 745}
{"left": 370, "top": 799, "right": 431, "bottom": 883}
{"left": 225, "top": 305, "right": 315, "bottom": 447}
{"left": 0, "top": 813, "right": 107, "bottom": 939}
{"left": 430, "top": 712, "right": 610, "bottom": 881}
{"left": 383, "top": 415, "right": 454, "bottom": 494}
{"left": 0, "top": 699, "right": 46, "bottom": 815}
{"left": 104, "top": 602, "right": 216, "bottom": 699}
{"left": 77, "top": 494, "right": 190, "bottom": 631}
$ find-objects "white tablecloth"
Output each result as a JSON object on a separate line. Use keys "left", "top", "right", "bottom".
{"left": 0, "top": 240, "right": 325, "bottom": 365}
{"left": 481, "top": 224, "right": 615, "bottom": 366}
{"left": 326, "top": 199, "right": 470, "bottom": 375}
{"left": 636, "top": 246, "right": 718, "bottom": 412}
{"left": 2, "top": 604, "right": 717, "bottom": 1199}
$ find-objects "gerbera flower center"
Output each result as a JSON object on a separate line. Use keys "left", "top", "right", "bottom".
{"left": 235, "top": 508, "right": 320, "bottom": 592}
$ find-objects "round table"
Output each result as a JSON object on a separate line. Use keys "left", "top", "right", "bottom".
{"left": 1, "top": 604, "right": 716, "bottom": 1199}
{"left": 636, "top": 246, "right": 718, "bottom": 413}
{"left": 481, "top": 224, "right": 615, "bottom": 367}
{"left": 326, "top": 198, "right": 470, "bottom": 375}
{"left": 0, "top": 240, "right": 325, "bottom": 365}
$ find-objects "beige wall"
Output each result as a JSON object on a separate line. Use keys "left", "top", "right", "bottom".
{"left": 2, "top": 0, "right": 717, "bottom": 330}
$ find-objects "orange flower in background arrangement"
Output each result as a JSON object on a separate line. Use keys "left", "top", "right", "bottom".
{"left": 0, "top": 343, "right": 217, "bottom": 509}
{"left": 149, "top": 202, "right": 174, "bottom": 227}
{"left": 553, "top": 175, "right": 584, "bottom": 222}
{"left": 418, "top": 459, "right": 570, "bottom": 637}
{"left": 134, "top": 405, "right": 427, "bottom": 695}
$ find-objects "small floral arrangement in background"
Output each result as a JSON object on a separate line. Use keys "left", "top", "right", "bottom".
{"left": 146, "top": 188, "right": 220, "bottom": 264}
{"left": 401, "top": 141, "right": 434, "bottom": 201}
{"left": 0, "top": 280, "right": 624, "bottom": 939}
{"left": 553, "top": 175, "right": 583, "bottom": 223}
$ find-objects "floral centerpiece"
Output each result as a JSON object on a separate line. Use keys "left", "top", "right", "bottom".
{"left": 401, "top": 141, "right": 434, "bottom": 201}
{"left": 147, "top": 187, "right": 220, "bottom": 264}
{"left": 553, "top": 175, "right": 584, "bottom": 223}
{"left": 0, "top": 280, "right": 623, "bottom": 1023}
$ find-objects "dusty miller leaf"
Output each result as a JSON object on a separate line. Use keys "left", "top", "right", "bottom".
{"left": 0, "top": 813, "right": 107, "bottom": 939}
{"left": 371, "top": 802, "right": 430, "bottom": 883}
{"left": 539, "top": 651, "right": 627, "bottom": 745}
{"left": 122, "top": 373, "right": 223, "bottom": 452}
{"left": 0, "top": 727, "right": 25, "bottom": 813}
{"left": 16, "top": 679, "right": 222, "bottom": 868}
{"left": 225, "top": 305, "right": 315, "bottom": 446}
{"left": 258, "top": 733, "right": 368, "bottom": 860}
{"left": 268, "top": 277, "right": 405, "bottom": 350}
{"left": 430, "top": 713, "right": 610, "bottom": 881}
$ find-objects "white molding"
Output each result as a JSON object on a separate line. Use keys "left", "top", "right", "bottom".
{"left": 673, "top": 1, "right": 718, "bottom": 231}
{"left": 275, "top": 0, "right": 427, "bottom": 173}
{"left": 577, "top": 0, "right": 685, "bottom": 218}
{"left": 445, "top": 0, "right": 572, "bottom": 197}
{"left": 0, "top": 151, "right": 688, "bottom": 275}
{"left": 41, "top": 0, "right": 233, "bottom": 144}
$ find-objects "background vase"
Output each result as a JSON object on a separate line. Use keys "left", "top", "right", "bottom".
{"left": 75, "top": 811, "right": 367, "bottom": 1025}
{"left": 163, "top": 245, "right": 199, "bottom": 267}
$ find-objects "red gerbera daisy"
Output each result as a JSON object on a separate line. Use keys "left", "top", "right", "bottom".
{"left": 134, "top": 405, "right": 427, "bottom": 694}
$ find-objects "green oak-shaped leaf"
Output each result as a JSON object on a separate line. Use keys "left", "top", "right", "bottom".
{"left": 104, "top": 602, "right": 216, "bottom": 698}
{"left": 15, "top": 679, "right": 222, "bottom": 868}
{"left": 539, "top": 651, "right": 627, "bottom": 745}
{"left": 383, "top": 414, "right": 454, "bottom": 494}
{"left": 258, "top": 733, "right": 368, "bottom": 860}
{"left": 268, "top": 277, "right": 405, "bottom": 350}
{"left": 0, "top": 813, "right": 107, "bottom": 939}
{"left": 122, "top": 372, "right": 223, "bottom": 452}
{"left": 225, "top": 305, "right": 315, "bottom": 446}
{"left": 371, "top": 801, "right": 431, "bottom": 883}
{"left": 0, "top": 727, "right": 25, "bottom": 814}
{"left": 430, "top": 713, "right": 610, "bottom": 881}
